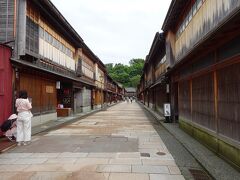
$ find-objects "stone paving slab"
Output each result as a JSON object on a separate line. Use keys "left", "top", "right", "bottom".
{"left": 29, "top": 172, "right": 72, "bottom": 180}
{"left": 0, "top": 153, "right": 33, "bottom": 158}
{"left": 0, "top": 164, "right": 29, "bottom": 172}
{"left": 0, "top": 102, "right": 185, "bottom": 180}
{"left": 2, "top": 172, "right": 35, "bottom": 180}
{"left": 132, "top": 165, "right": 170, "bottom": 174}
{"left": 29, "top": 153, "right": 60, "bottom": 158}
{"left": 0, "top": 172, "right": 18, "bottom": 179}
{"left": 23, "top": 164, "right": 62, "bottom": 172}
{"left": 117, "top": 152, "right": 140, "bottom": 158}
{"left": 45, "top": 157, "right": 77, "bottom": 164}
{"left": 61, "top": 164, "right": 97, "bottom": 172}
{"left": 75, "top": 158, "right": 110, "bottom": 165}
{"left": 12, "top": 157, "right": 48, "bottom": 164}
{"left": 109, "top": 158, "right": 142, "bottom": 165}
{"left": 59, "top": 152, "right": 88, "bottom": 158}
{"left": 150, "top": 174, "right": 185, "bottom": 180}
{"left": 70, "top": 172, "right": 109, "bottom": 180}
{"left": 0, "top": 158, "right": 19, "bottom": 165}
{"left": 87, "top": 152, "right": 116, "bottom": 158}
{"left": 142, "top": 159, "right": 177, "bottom": 166}
{"left": 109, "top": 173, "right": 149, "bottom": 180}
{"left": 97, "top": 164, "right": 132, "bottom": 173}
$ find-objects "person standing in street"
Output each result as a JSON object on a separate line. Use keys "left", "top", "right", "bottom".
{"left": 15, "top": 90, "right": 33, "bottom": 146}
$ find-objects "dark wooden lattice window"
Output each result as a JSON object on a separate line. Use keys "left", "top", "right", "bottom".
{"left": 26, "top": 17, "right": 39, "bottom": 54}
{"left": 0, "top": 0, "right": 15, "bottom": 43}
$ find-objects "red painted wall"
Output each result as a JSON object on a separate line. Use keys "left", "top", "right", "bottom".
{"left": 0, "top": 45, "right": 13, "bottom": 130}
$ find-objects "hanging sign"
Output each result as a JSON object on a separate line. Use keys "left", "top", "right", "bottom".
{"left": 56, "top": 81, "right": 60, "bottom": 89}
{"left": 166, "top": 84, "right": 170, "bottom": 93}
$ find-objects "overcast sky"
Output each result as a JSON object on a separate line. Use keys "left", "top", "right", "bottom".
{"left": 51, "top": 0, "right": 171, "bottom": 65}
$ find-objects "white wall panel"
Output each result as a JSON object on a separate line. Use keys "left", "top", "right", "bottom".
{"left": 38, "top": 37, "right": 76, "bottom": 70}
{"left": 43, "top": 41, "right": 47, "bottom": 58}
{"left": 49, "top": 45, "right": 53, "bottom": 61}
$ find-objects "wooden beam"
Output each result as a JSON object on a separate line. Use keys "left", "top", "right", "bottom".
{"left": 190, "top": 79, "right": 193, "bottom": 119}
{"left": 213, "top": 71, "right": 218, "bottom": 134}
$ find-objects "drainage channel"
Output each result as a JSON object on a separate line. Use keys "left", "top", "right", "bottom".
{"left": 155, "top": 124, "right": 212, "bottom": 180}
{"left": 142, "top": 107, "right": 213, "bottom": 180}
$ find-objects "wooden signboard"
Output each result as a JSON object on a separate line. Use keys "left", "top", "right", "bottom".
{"left": 46, "top": 86, "right": 54, "bottom": 93}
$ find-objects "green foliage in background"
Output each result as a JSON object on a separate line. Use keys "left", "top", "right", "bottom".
{"left": 106, "top": 58, "right": 144, "bottom": 87}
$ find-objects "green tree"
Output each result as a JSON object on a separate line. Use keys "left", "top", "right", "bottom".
{"left": 105, "top": 58, "right": 144, "bottom": 88}
{"left": 105, "top": 63, "right": 113, "bottom": 73}
{"left": 129, "top": 59, "right": 144, "bottom": 77}
{"left": 129, "top": 75, "right": 141, "bottom": 87}
{"left": 129, "top": 58, "right": 144, "bottom": 66}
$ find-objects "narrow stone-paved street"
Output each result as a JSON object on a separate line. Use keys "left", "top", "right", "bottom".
{"left": 0, "top": 102, "right": 185, "bottom": 180}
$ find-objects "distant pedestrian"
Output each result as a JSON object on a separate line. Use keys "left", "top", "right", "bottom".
{"left": 15, "top": 90, "right": 33, "bottom": 146}
{"left": 130, "top": 97, "right": 133, "bottom": 103}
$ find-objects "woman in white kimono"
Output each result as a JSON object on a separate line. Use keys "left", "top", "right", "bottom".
{"left": 15, "top": 90, "right": 33, "bottom": 146}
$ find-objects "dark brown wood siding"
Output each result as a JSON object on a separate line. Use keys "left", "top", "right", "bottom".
{"left": 19, "top": 73, "right": 57, "bottom": 115}
{"left": 179, "top": 80, "right": 191, "bottom": 120}
{"left": 155, "top": 85, "right": 167, "bottom": 114}
{"left": 192, "top": 73, "right": 215, "bottom": 130}
{"left": 217, "top": 63, "right": 240, "bottom": 141}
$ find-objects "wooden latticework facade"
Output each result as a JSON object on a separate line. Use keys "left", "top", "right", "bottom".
{"left": 138, "top": 0, "right": 240, "bottom": 168}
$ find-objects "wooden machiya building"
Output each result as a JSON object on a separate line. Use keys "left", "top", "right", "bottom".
{"left": 105, "top": 75, "right": 117, "bottom": 104}
{"left": 93, "top": 60, "right": 106, "bottom": 109}
{"left": 93, "top": 62, "right": 124, "bottom": 107}
{"left": 75, "top": 46, "right": 98, "bottom": 113}
{"left": 0, "top": 0, "right": 98, "bottom": 126}
{"left": 78, "top": 50, "right": 123, "bottom": 110}
{"left": 163, "top": 0, "right": 240, "bottom": 168}
{"left": 138, "top": 33, "right": 168, "bottom": 115}
{"left": 116, "top": 83, "right": 124, "bottom": 101}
